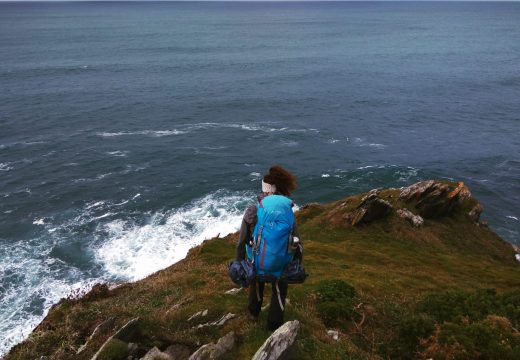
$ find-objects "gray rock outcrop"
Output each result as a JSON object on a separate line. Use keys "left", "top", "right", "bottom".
{"left": 468, "top": 203, "right": 483, "bottom": 223}
{"left": 400, "top": 180, "right": 472, "bottom": 218}
{"left": 224, "top": 288, "right": 242, "bottom": 295}
{"left": 188, "top": 309, "right": 208, "bottom": 321}
{"left": 193, "top": 313, "right": 236, "bottom": 330}
{"left": 252, "top": 320, "right": 300, "bottom": 360}
{"left": 345, "top": 193, "right": 393, "bottom": 226}
{"left": 142, "top": 346, "right": 173, "bottom": 360}
{"left": 165, "top": 344, "right": 191, "bottom": 360}
{"left": 91, "top": 317, "right": 140, "bottom": 360}
{"left": 396, "top": 208, "right": 424, "bottom": 227}
{"left": 188, "top": 331, "right": 235, "bottom": 360}
{"left": 77, "top": 317, "right": 116, "bottom": 354}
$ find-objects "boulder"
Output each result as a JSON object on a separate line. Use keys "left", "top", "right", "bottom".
{"left": 361, "top": 188, "right": 382, "bottom": 202}
{"left": 113, "top": 317, "right": 140, "bottom": 342}
{"left": 396, "top": 209, "right": 424, "bottom": 228}
{"left": 188, "top": 309, "right": 208, "bottom": 321}
{"left": 399, "top": 180, "right": 435, "bottom": 200}
{"left": 188, "top": 331, "right": 235, "bottom": 360}
{"left": 91, "top": 318, "right": 140, "bottom": 360}
{"left": 400, "top": 180, "right": 474, "bottom": 218}
{"left": 345, "top": 196, "right": 393, "bottom": 226}
{"left": 128, "top": 343, "right": 138, "bottom": 356}
{"left": 193, "top": 313, "right": 236, "bottom": 330}
{"left": 326, "top": 330, "right": 339, "bottom": 341}
{"left": 141, "top": 346, "right": 173, "bottom": 360}
{"left": 77, "top": 317, "right": 116, "bottom": 354}
{"left": 224, "top": 288, "right": 242, "bottom": 295}
{"left": 252, "top": 320, "right": 300, "bottom": 360}
{"left": 415, "top": 183, "right": 455, "bottom": 218}
{"left": 468, "top": 203, "right": 483, "bottom": 223}
{"left": 448, "top": 181, "right": 472, "bottom": 202}
{"left": 165, "top": 344, "right": 190, "bottom": 360}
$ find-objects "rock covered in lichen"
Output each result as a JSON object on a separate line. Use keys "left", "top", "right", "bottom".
{"left": 252, "top": 321, "right": 299, "bottom": 360}
{"left": 397, "top": 208, "right": 424, "bottom": 227}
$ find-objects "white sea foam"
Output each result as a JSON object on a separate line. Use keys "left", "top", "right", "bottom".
{"left": 281, "top": 140, "right": 299, "bottom": 147}
{"left": 72, "top": 164, "right": 149, "bottom": 183}
{"left": 353, "top": 137, "right": 387, "bottom": 149}
{"left": 0, "top": 162, "right": 13, "bottom": 171}
{"left": 97, "top": 130, "right": 186, "bottom": 137}
{"left": 95, "top": 190, "right": 251, "bottom": 281}
{"left": 106, "top": 150, "right": 129, "bottom": 157}
{"left": 321, "top": 174, "right": 331, "bottom": 178}
{"left": 506, "top": 216, "right": 519, "bottom": 221}
{"left": 97, "top": 123, "right": 317, "bottom": 139}
{"left": 1, "top": 190, "right": 252, "bottom": 355}
{"left": 357, "top": 165, "right": 378, "bottom": 170}
{"left": 0, "top": 241, "right": 98, "bottom": 357}
{"left": 85, "top": 201, "right": 106, "bottom": 210}
{"left": 182, "top": 122, "right": 318, "bottom": 134}
{"left": 249, "top": 172, "right": 261, "bottom": 181}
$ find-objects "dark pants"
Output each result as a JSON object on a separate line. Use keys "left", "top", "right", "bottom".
{"left": 248, "top": 278, "right": 288, "bottom": 331}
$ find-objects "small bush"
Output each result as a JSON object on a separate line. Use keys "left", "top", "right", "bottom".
{"left": 418, "top": 289, "right": 520, "bottom": 326}
{"left": 499, "top": 290, "right": 520, "bottom": 329}
{"left": 421, "top": 316, "right": 520, "bottom": 360}
{"left": 315, "top": 279, "right": 356, "bottom": 326}
{"left": 417, "top": 290, "right": 468, "bottom": 322}
{"left": 316, "top": 279, "right": 356, "bottom": 302}
{"left": 397, "top": 314, "right": 435, "bottom": 358}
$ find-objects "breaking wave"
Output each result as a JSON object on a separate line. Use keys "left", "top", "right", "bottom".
{"left": 0, "top": 189, "right": 252, "bottom": 356}
{"left": 94, "top": 190, "right": 250, "bottom": 281}
{"left": 96, "top": 123, "right": 319, "bottom": 139}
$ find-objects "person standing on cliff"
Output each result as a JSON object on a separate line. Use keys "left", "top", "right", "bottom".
{"left": 235, "top": 165, "right": 302, "bottom": 331}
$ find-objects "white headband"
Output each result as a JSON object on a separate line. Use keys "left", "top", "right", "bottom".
{"left": 262, "top": 180, "right": 276, "bottom": 193}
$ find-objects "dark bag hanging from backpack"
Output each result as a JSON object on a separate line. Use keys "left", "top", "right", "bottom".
{"left": 228, "top": 259, "right": 255, "bottom": 288}
{"left": 280, "top": 258, "right": 308, "bottom": 284}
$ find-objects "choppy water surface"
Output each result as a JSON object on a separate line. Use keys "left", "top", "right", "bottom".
{"left": 1, "top": 1, "right": 519, "bottom": 354}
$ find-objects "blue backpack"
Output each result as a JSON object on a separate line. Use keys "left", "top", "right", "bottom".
{"left": 246, "top": 195, "right": 295, "bottom": 280}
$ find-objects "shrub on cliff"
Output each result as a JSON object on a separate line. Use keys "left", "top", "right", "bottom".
{"left": 418, "top": 288, "right": 520, "bottom": 327}
{"left": 420, "top": 316, "right": 520, "bottom": 360}
{"left": 315, "top": 279, "right": 356, "bottom": 326}
{"left": 395, "top": 314, "right": 436, "bottom": 359}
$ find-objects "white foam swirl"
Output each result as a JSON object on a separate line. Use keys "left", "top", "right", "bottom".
{"left": 94, "top": 190, "right": 251, "bottom": 281}
{"left": 97, "top": 130, "right": 186, "bottom": 137}
{"left": 0, "top": 241, "right": 97, "bottom": 356}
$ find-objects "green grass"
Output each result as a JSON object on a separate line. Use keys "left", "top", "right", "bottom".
{"left": 6, "top": 182, "right": 520, "bottom": 360}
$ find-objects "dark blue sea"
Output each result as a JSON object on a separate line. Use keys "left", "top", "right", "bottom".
{"left": 1, "top": 1, "right": 519, "bottom": 353}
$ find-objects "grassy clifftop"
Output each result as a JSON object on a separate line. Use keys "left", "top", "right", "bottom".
{"left": 6, "top": 180, "right": 520, "bottom": 360}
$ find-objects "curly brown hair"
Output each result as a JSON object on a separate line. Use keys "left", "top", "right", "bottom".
{"left": 263, "top": 165, "right": 297, "bottom": 196}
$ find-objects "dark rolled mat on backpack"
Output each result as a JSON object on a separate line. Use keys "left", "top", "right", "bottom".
{"left": 228, "top": 259, "right": 308, "bottom": 287}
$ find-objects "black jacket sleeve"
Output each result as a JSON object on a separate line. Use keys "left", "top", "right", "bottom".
{"left": 235, "top": 219, "right": 250, "bottom": 261}
{"left": 236, "top": 204, "right": 257, "bottom": 261}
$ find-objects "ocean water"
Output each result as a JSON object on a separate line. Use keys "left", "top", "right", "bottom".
{"left": 1, "top": 1, "right": 519, "bottom": 354}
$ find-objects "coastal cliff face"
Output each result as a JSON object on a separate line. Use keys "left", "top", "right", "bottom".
{"left": 6, "top": 181, "right": 520, "bottom": 360}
